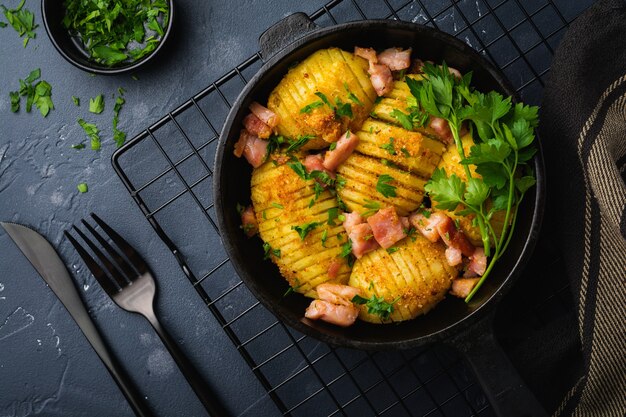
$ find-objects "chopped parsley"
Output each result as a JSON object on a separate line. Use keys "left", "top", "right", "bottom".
{"left": 292, "top": 222, "right": 320, "bottom": 240}
{"left": 62, "top": 0, "right": 170, "bottom": 66}
{"left": 9, "top": 69, "right": 54, "bottom": 117}
{"left": 401, "top": 147, "right": 411, "bottom": 157}
{"left": 376, "top": 174, "right": 397, "bottom": 198}
{"left": 1, "top": 0, "right": 38, "bottom": 47}
{"left": 321, "top": 229, "right": 328, "bottom": 247}
{"left": 300, "top": 100, "right": 324, "bottom": 114}
{"left": 380, "top": 137, "right": 396, "bottom": 155}
{"left": 390, "top": 109, "right": 413, "bottom": 130}
{"left": 262, "top": 242, "right": 281, "bottom": 260}
{"left": 77, "top": 183, "right": 88, "bottom": 193}
{"left": 77, "top": 119, "right": 101, "bottom": 150}
{"left": 386, "top": 247, "right": 399, "bottom": 254}
{"left": 71, "top": 143, "right": 86, "bottom": 150}
{"left": 89, "top": 94, "right": 105, "bottom": 114}
{"left": 286, "top": 135, "right": 314, "bottom": 152}
{"left": 351, "top": 294, "right": 399, "bottom": 320}
{"left": 327, "top": 207, "right": 340, "bottom": 226}
{"left": 362, "top": 199, "right": 381, "bottom": 216}
{"left": 72, "top": 96, "right": 80, "bottom": 106}
{"left": 344, "top": 82, "right": 363, "bottom": 106}
{"left": 112, "top": 90, "right": 126, "bottom": 148}
{"left": 271, "top": 202, "right": 284, "bottom": 209}
{"left": 288, "top": 161, "right": 309, "bottom": 180}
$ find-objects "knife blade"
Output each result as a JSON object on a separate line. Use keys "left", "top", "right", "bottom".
{"left": 1, "top": 222, "right": 153, "bottom": 417}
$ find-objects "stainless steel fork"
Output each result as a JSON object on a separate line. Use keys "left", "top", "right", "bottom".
{"left": 65, "top": 213, "right": 228, "bottom": 417}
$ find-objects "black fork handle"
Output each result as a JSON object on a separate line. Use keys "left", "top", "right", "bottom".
{"left": 145, "top": 311, "right": 229, "bottom": 417}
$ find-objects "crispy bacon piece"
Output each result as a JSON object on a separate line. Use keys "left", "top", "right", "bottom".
{"left": 445, "top": 246, "right": 463, "bottom": 266}
{"left": 367, "top": 207, "right": 407, "bottom": 249}
{"left": 304, "top": 154, "right": 326, "bottom": 173}
{"left": 450, "top": 278, "right": 480, "bottom": 298}
{"left": 249, "top": 101, "right": 279, "bottom": 128}
{"left": 316, "top": 283, "right": 362, "bottom": 307}
{"left": 436, "top": 216, "right": 475, "bottom": 257}
{"left": 348, "top": 223, "right": 380, "bottom": 258}
{"left": 409, "top": 211, "right": 449, "bottom": 243}
{"left": 240, "top": 205, "right": 258, "bottom": 237}
{"left": 243, "top": 113, "right": 272, "bottom": 139}
{"left": 233, "top": 130, "right": 268, "bottom": 168}
{"left": 305, "top": 299, "right": 359, "bottom": 327}
{"left": 466, "top": 247, "right": 487, "bottom": 277}
{"left": 368, "top": 62, "right": 394, "bottom": 96}
{"left": 354, "top": 46, "right": 378, "bottom": 63}
{"left": 323, "top": 131, "right": 359, "bottom": 171}
{"left": 326, "top": 259, "right": 343, "bottom": 280}
{"left": 343, "top": 211, "right": 364, "bottom": 234}
{"left": 378, "top": 48, "right": 412, "bottom": 71}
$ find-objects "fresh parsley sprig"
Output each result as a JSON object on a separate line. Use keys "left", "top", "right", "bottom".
{"left": 410, "top": 61, "right": 538, "bottom": 302}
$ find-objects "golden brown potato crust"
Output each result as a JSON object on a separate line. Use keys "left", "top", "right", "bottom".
{"left": 267, "top": 48, "right": 377, "bottom": 149}
{"left": 251, "top": 158, "right": 351, "bottom": 297}
{"left": 349, "top": 234, "right": 460, "bottom": 323}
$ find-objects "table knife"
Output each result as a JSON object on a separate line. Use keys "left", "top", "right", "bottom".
{"left": 1, "top": 222, "right": 154, "bottom": 417}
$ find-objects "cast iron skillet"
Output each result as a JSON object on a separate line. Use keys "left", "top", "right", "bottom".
{"left": 214, "top": 14, "right": 546, "bottom": 417}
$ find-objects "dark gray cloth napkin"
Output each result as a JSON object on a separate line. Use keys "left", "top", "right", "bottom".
{"left": 539, "top": 0, "right": 626, "bottom": 415}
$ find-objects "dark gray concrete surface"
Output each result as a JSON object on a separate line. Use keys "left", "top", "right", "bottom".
{"left": 0, "top": 1, "right": 328, "bottom": 416}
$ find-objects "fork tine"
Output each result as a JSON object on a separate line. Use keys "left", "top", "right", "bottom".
{"left": 91, "top": 213, "right": 149, "bottom": 275}
{"left": 72, "top": 225, "right": 129, "bottom": 289}
{"left": 81, "top": 219, "right": 137, "bottom": 281}
{"left": 64, "top": 230, "right": 120, "bottom": 296}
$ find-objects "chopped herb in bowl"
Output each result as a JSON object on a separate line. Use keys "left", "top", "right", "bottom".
{"left": 61, "top": 0, "right": 170, "bottom": 67}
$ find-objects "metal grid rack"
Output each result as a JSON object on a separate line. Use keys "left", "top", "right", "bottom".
{"left": 112, "top": 1, "right": 592, "bottom": 415}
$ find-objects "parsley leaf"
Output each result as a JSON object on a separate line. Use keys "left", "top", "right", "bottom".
{"left": 321, "top": 229, "right": 328, "bottom": 247}
{"left": 288, "top": 161, "right": 309, "bottom": 180}
{"left": 286, "top": 135, "right": 314, "bottom": 152}
{"left": 300, "top": 100, "right": 323, "bottom": 113}
{"left": 263, "top": 242, "right": 281, "bottom": 260}
{"left": 77, "top": 183, "right": 88, "bottom": 193}
{"left": 390, "top": 109, "right": 413, "bottom": 130}
{"left": 327, "top": 208, "right": 340, "bottom": 226}
{"left": 9, "top": 69, "right": 54, "bottom": 117}
{"left": 1, "top": 0, "right": 38, "bottom": 47}
{"left": 351, "top": 294, "right": 399, "bottom": 320}
{"left": 72, "top": 96, "right": 80, "bottom": 106}
{"left": 89, "top": 94, "right": 105, "bottom": 114}
{"left": 376, "top": 174, "right": 397, "bottom": 198}
{"left": 112, "top": 91, "right": 126, "bottom": 148}
{"left": 292, "top": 222, "right": 320, "bottom": 240}
{"left": 424, "top": 168, "right": 465, "bottom": 211}
{"left": 344, "top": 82, "right": 363, "bottom": 106}
{"left": 77, "top": 119, "right": 101, "bottom": 150}
{"left": 380, "top": 137, "right": 396, "bottom": 155}
{"left": 362, "top": 199, "right": 382, "bottom": 216}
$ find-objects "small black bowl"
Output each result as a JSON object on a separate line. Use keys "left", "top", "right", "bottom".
{"left": 41, "top": 0, "right": 174, "bottom": 75}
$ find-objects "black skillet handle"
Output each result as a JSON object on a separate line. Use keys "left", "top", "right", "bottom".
{"left": 259, "top": 13, "right": 318, "bottom": 61}
{"left": 445, "top": 312, "right": 549, "bottom": 417}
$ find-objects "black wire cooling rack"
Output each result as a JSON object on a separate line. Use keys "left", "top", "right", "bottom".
{"left": 112, "top": 1, "right": 593, "bottom": 415}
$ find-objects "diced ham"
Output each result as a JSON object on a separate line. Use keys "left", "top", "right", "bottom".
{"left": 409, "top": 211, "right": 449, "bottom": 243}
{"left": 367, "top": 207, "right": 407, "bottom": 249}
{"left": 429, "top": 117, "right": 453, "bottom": 144}
{"left": 240, "top": 205, "right": 258, "bottom": 237}
{"left": 304, "top": 154, "right": 326, "bottom": 173}
{"left": 348, "top": 223, "right": 379, "bottom": 258}
{"left": 233, "top": 129, "right": 248, "bottom": 158}
{"left": 316, "top": 283, "right": 362, "bottom": 307}
{"left": 343, "top": 211, "right": 364, "bottom": 234}
{"left": 369, "top": 62, "right": 394, "bottom": 96}
{"left": 466, "top": 247, "right": 487, "bottom": 276}
{"left": 249, "top": 101, "right": 279, "bottom": 128}
{"left": 436, "top": 216, "right": 475, "bottom": 257}
{"left": 326, "top": 259, "right": 343, "bottom": 280}
{"left": 378, "top": 48, "right": 412, "bottom": 71}
{"left": 409, "top": 58, "right": 425, "bottom": 74}
{"left": 241, "top": 132, "right": 268, "bottom": 168}
{"left": 323, "top": 130, "right": 359, "bottom": 171}
{"left": 450, "top": 278, "right": 480, "bottom": 298}
{"left": 400, "top": 216, "right": 410, "bottom": 230}
{"left": 354, "top": 47, "right": 377, "bottom": 64}
{"left": 305, "top": 299, "right": 359, "bottom": 327}
{"left": 445, "top": 246, "right": 463, "bottom": 266}
{"left": 243, "top": 113, "right": 272, "bottom": 139}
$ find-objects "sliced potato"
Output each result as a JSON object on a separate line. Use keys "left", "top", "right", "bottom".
{"left": 251, "top": 159, "right": 350, "bottom": 297}
{"left": 349, "top": 234, "right": 459, "bottom": 323}
{"left": 267, "top": 48, "right": 376, "bottom": 149}
{"left": 356, "top": 119, "right": 446, "bottom": 177}
{"left": 336, "top": 153, "right": 426, "bottom": 217}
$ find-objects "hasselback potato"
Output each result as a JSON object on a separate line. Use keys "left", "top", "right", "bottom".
{"left": 267, "top": 48, "right": 377, "bottom": 149}
{"left": 251, "top": 158, "right": 351, "bottom": 297}
{"left": 348, "top": 234, "right": 460, "bottom": 323}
